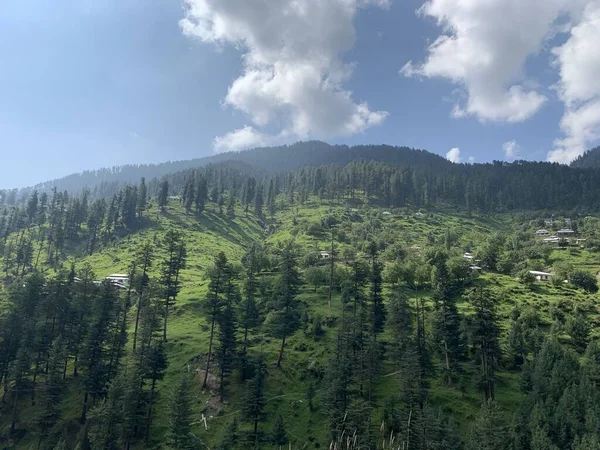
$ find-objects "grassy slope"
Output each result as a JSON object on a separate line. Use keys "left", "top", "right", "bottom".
{"left": 3, "top": 198, "right": 600, "bottom": 448}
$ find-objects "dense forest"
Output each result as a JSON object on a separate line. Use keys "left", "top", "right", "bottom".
{"left": 2, "top": 145, "right": 600, "bottom": 449}
{"left": 570, "top": 147, "right": 600, "bottom": 169}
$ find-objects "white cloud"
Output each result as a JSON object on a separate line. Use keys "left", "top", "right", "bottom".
{"left": 213, "top": 126, "right": 270, "bottom": 153}
{"left": 180, "top": 0, "right": 388, "bottom": 152}
{"left": 467, "top": 156, "right": 475, "bottom": 164}
{"left": 402, "top": 0, "right": 576, "bottom": 123}
{"left": 503, "top": 140, "right": 520, "bottom": 159}
{"left": 549, "top": 1, "right": 600, "bottom": 163}
{"left": 446, "top": 147, "right": 461, "bottom": 163}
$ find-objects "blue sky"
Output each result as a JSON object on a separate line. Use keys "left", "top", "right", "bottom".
{"left": 2, "top": 0, "right": 600, "bottom": 188}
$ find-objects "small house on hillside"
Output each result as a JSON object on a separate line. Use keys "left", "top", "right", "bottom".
{"left": 557, "top": 229, "right": 575, "bottom": 237}
{"left": 535, "top": 229, "right": 549, "bottom": 236}
{"left": 463, "top": 252, "right": 474, "bottom": 260}
{"left": 318, "top": 251, "right": 331, "bottom": 260}
{"left": 105, "top": 274, "right": 129, "bottom": 288}
{"left": 530, "top": 271, "right": 553, "bottom": 282}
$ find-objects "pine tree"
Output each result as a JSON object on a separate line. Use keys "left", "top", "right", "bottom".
{"left": 87, "top": 373, "right": 125, "bottom": 450}
{"left": 270, "top": 413, "right": 288, "bottom": 446}
{"left": 466, "top": 400, "right": 508, "bottom": 450}
{"left": 226, "top": 193, "right": 236, "bottom": 219}
{"left": 167, "top": 374, "right": 195, "bottom": 449}
{"left": 132, "top": 242, "right": 153, "bottom": 353}
{"left": 242, "top": 357, "right": 266, "bottom": 442}
{"left": 195, "top": 176, "right": 208, "bottom": 216}
{"left": 469, "top": 288, "right": 501, "bottom": 401}
{"left": 271, "top": 242, "right": 301, "bottom": 367}
{"left": 217, "top": 296, "right": 237, "bottom": 402}
{"left": 368, "top": 241, "right": 386, "bottom": 336}
{"left": 267, "top": 178, "right": 276, "bottom": 218}
{"left": 161, "top": 230, "right": 186, "bottom": 342}
{"left": 203, "top": 252, "right": 232, "bottom": 389}
{"left": 35, "top": 336, "right": 67, "bottom": 447}
{"left": 157, "top": 180, "right": 169, "bottom": 212}
{"left": 254, "top": 183, "right": 264, "bottom": 218}
{"left": 137, "top": 177, "right": 148, "bottom": 217}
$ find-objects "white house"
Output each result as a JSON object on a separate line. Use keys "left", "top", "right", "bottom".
{"left": 463, "top": 252, "right": 474, "bottom": 260}
{"left": 382, "top": 211, "right": 392, "bottom": 216}
{"left": 535, "top": 229, "right": 549, "bottom": 236}
{"left": 318, "top": 251, "right": 331, "bottom": 260}
{"left": 529, "top": 271, "right": 553, "bottom": 282}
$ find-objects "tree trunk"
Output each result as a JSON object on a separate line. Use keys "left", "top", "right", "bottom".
{"left": 203, "top": 312, "right": 216, "bottom": 389}
{"left": 163, "top": 293, "right": 170, "bottom": 343}
{"left": 80, "top": 392, "right": 88, "bottom": 424}
{"left": 10, "top": 386, "right": 19, "bottom": 433}
{"left": 277, "top": 334, "right": 286, "bottom": 368}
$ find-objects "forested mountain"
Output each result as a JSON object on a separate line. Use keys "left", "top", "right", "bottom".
{"left": 3, "top": 146, "right": 600, "bottom": 449}
{"left": 9, "top": 142, "right": 448, "bottom": 199}
{"left": 6, "top": 141, "right": 600, "bottom": 215}
{"left": 570, "top": 146, "right": 600, "bottom": 169}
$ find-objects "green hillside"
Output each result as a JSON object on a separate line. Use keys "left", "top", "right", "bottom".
{"left": 3, "top": 162, "right": 600, "bottom": 449}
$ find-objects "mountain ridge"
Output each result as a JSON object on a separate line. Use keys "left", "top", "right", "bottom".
{"left": 9, "top": 141, "right": 449, "bottom": 196}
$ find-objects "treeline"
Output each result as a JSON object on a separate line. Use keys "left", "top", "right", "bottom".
{"left": 5, "top": 141, "right": 448, "bottom": 201}
{"left": 159, "top": 159, "right": 600, "bottom": 214}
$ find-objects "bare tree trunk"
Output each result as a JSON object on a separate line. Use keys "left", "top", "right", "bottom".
{"left": 277, "top": 335, "right": 286, "bottom": 368}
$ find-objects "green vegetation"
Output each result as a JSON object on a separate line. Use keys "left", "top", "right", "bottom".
{"left": 2, "top": 150, "right": 600, "bottom": 449}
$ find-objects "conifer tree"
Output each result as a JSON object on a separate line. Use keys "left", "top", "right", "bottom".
{"left": 167, "top": 374, "right": 195, "bottom": 449}
{"left": 271, "top": 242, "right": 301, "bottom": 367}
{"left": 254, "top": 183, "right": 264, "bottom": 218}
{"left": 469, "top": 288, "right": 501, "bottom": 401}
{"left": 270, "top": 413, "right": 288, "bottom": 447}
{"left": 466, "top": 400, "right": 508, "bottom": 450}
{"left": 203, "top": 252, "right": 232, "bottom": 389}
{"left": 158, "top": 180, "right": 169, "bottom": 212}
{"left": 242, "top": 357, "right": 266, "bottom": 443}
{"left": 161, "top": 230, "right": 186, "bottom": 342}
{"left": 217, "top": 296, "right": 237, "bottom": 402}
{"left": 368, "top": 241, "right": 386, "bottom": 336}
{"left": 137, "top": 177, "right": 147, "bottom": 217}
{"left": 195, "top": 176, "right": 208, "bottom": 216}
{"left": 35, "top": 336, "right": 67, "bottom": 447}
{"left": 132, "top": 242, "right": 153, "bottom": 353}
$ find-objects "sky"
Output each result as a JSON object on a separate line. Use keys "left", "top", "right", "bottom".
{"left": 1, "top": 0, "right": 600, "bottom": 188}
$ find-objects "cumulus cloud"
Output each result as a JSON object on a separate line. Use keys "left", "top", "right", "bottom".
{"left": 180, "top": 0, "right": 389, "bottom": 152}
{"left": 503, "top": 140, "right": 520, "bottom": 159}
{"left": 446, "top": 147, "right": 461, "bottom": 163}
{"left": 402, "top": 0, "right": 574, "bottom": 123}
{"left": 549, "top": 1, "right": 600, "bottom": 163}
{"left": 213, "top": 126, "right": 271, "bottom": 153}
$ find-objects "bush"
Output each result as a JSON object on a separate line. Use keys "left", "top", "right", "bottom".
{"left": 570, "top": 270, "right": 598, "bottom": 293}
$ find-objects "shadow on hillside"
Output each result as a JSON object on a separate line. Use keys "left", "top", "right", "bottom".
{"left": 162, "top": 210, "right": 260, "bottom": 248}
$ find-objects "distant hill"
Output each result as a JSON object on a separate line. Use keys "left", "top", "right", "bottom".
{"left": 570, "top": 147, "right": 600, "bottom": 169}
{"left": 16, "top": 141, "right": 450, "bottom": 196}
